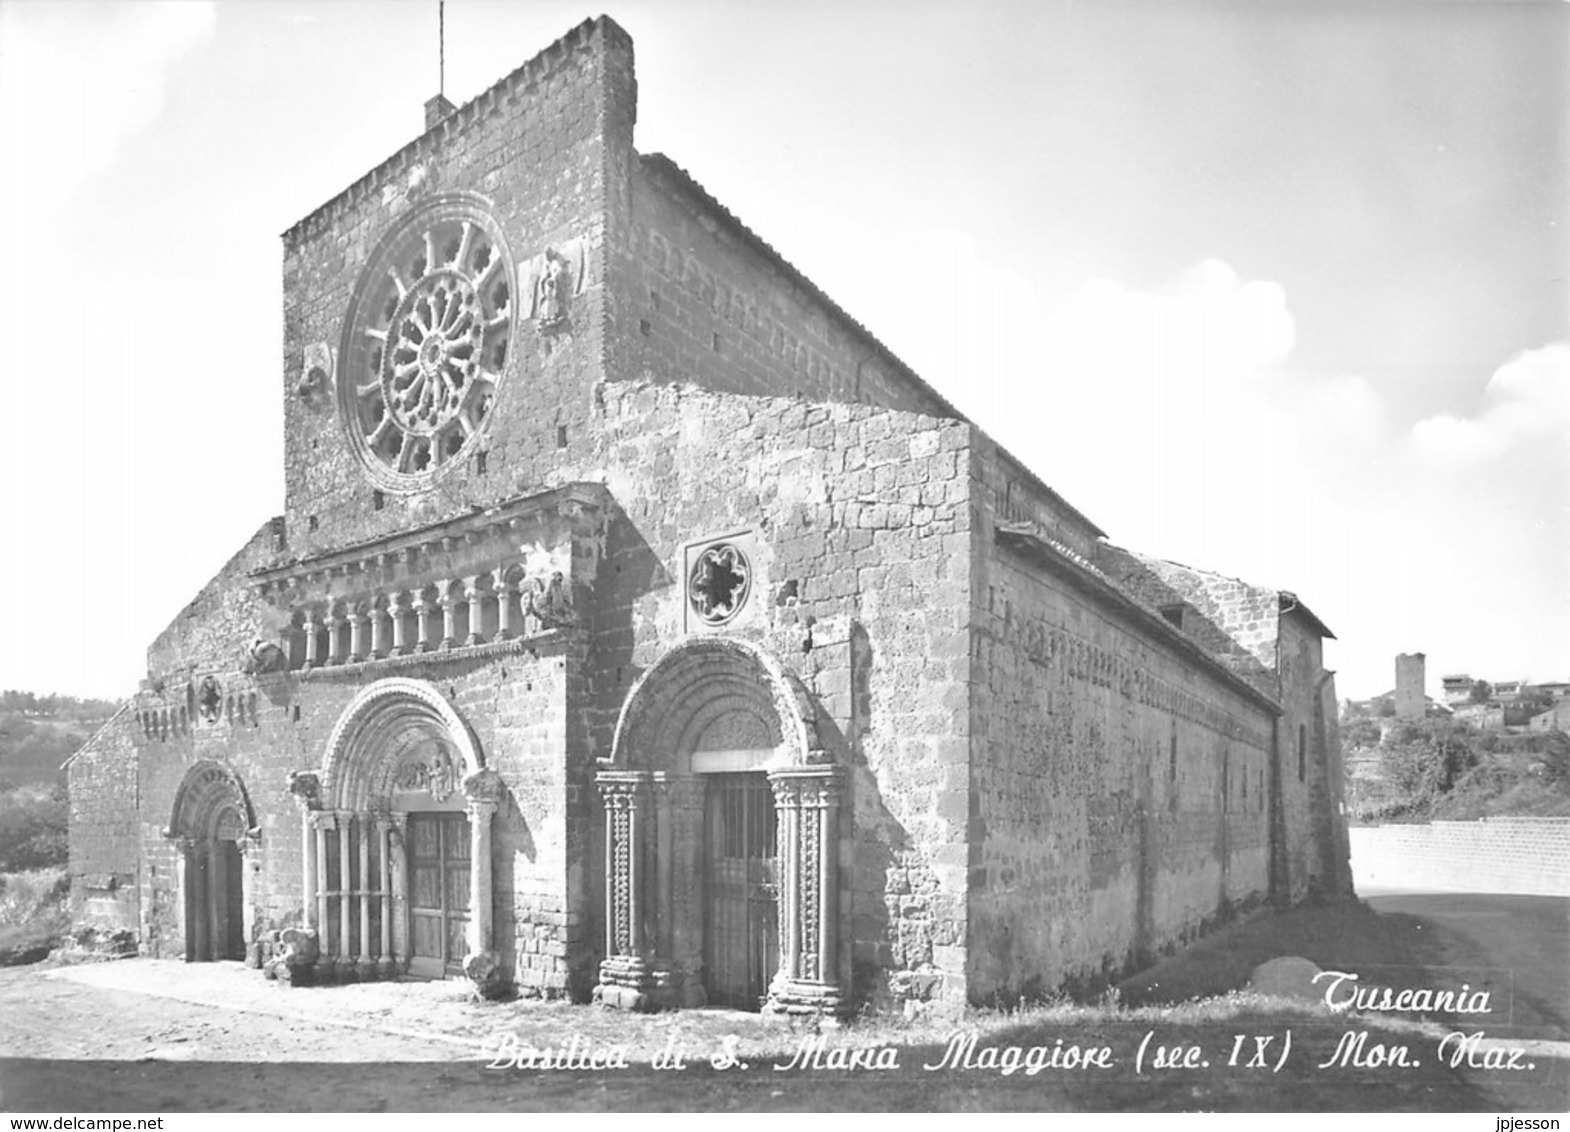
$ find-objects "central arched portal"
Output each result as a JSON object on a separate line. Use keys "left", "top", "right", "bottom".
{"left": 294, "top": 678, "right": 502, "bottom": 992}
{"left": 597, "top": 637, "right": 845, "bottom": 1015}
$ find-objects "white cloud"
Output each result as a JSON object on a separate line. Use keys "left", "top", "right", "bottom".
{"left": 1409, "top": 342, "right": 1570, "bottom": 466}
{"left": 814, "top": 229, "right": 1565, "bottom": 696}
{"left": 0, "top": 1, "right": 216, "bottom": 218}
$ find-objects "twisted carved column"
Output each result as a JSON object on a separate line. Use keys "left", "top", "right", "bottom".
{"left": 765, "top": 766, "right": 845, "bottom": 1016}
{"left": 595, "top": 771, "right": 655, "bottom": 1009}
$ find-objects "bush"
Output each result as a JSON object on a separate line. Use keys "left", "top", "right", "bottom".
{"left": 0, "top": 866, "right": 69, "bottom": 966}
{"left": 0, "top": 783, "right": 68, "bottom": 872}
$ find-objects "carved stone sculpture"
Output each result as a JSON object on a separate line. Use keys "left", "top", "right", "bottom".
{"left": 526, "top": 571, "right": 576, "bottom": 629}
{"left": 245, "top": 638, "right": 289, "bottom": 675}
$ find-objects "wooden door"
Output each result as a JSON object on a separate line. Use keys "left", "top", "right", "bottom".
{"left": 220, "top": 840, "right": 245, "bottom": 960}
{"left": 408, "top": 812, "right": 471, "bottom": 978}
{"left": 704, "top": 774, "right": 778, "bottom": 1009}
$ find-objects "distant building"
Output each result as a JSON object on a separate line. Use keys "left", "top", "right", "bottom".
{"left": 1394, "top": 653, "right": 1426, "bottom": 719}
{"left": 1442, "top": 674, "right": 1478, "bottom": 706}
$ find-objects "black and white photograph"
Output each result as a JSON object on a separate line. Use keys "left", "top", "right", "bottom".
{"left": 0, "top": 0, "right": 1564, "bottom": 1117}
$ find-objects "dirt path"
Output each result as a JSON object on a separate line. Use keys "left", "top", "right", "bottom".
{"left": 2, "top": 895, "right": 1566, "bottom": 1113}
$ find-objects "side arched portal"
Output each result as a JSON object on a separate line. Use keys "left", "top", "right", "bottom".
{"left": 597, "top": 637, "right": 844, "bottom": 1015}
{"left": 168, "top": 761, "right": 257, "bottom": 962}
{"left": 296, "top": 678, "right": 502, "bottom": 991}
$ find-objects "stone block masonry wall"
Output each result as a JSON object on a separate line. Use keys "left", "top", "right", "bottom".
{"left": 968, "top": 443, "right": 1275, "bottom": 1002}
{"left": 1350, "top": 818, "right": 1570, "bottom": 897}
{"left": 121, "top": 643, "right": 583, "bottom": 990}
{"left": 563, "top": 381, "right": 975, "bottom": 1005}
{"left": 67, "top": 708, "right": 140, "bottom": 931}
{"left": 615, "top": 157, "right": 954, "bottom": 417}
{"left": 277, "top": 18, "right": 635, "bottom": 563}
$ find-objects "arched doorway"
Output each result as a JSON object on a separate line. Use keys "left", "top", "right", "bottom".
{"left": 168, "top": 762, "right": 256, "bottom": 962}
{"left": 294, "top": 678, "right": 502, "bottom": 992}
{"left": 597, "top": 637, "right": 845, "bottom": 1014}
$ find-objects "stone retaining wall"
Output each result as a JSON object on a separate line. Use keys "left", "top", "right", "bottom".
{"left": 1350, "top": 817, "right": 1570, "bottom": 896}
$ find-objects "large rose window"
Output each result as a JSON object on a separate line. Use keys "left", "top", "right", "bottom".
{"left": 340, "top": 200, "right": 515, "bottom": 487}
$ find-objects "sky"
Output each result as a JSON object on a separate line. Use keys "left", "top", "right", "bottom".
{"left": 0, "top": 0, "right": 1564, "bottom": 703}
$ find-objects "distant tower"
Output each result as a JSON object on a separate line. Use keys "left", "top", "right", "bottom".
{"left": 1395, "top": 653, "right": 1426, "bottom": 719}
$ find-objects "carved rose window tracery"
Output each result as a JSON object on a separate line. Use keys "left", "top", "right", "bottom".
{"left": 688, "top": 543, "right": 751, "bottom": 626}
{"left": 341, "top": 201, "right": 515, "bottom": 488}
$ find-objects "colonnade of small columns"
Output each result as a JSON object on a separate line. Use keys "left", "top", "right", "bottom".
{"left": 285, "top": 566, "right": 572, "bottom": 671}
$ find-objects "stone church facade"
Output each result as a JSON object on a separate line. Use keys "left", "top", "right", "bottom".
{"left": 68, "top": 17, "right": 1350, "bottom": 1013}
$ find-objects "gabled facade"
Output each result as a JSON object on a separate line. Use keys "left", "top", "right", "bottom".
{"left": 68, "top": 17, "right": 1349, "bottom": 1013}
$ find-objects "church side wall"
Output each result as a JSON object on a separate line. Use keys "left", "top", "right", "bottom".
{"left": 67, "top": 717, "right": 140, "bottom": 934}
{"left": 1273, "top": 617, "right": 1349, "bottom": 902}
{"left": 613, "top": 163, "right": 953, "bottom": 417}
{"left": 562, "top": 381, "right": 976, "bottom": 1006}
{"left": 966, "top": 448, "right": 1273, "bottom": 1002}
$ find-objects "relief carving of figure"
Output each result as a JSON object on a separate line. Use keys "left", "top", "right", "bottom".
{"left": 536, "top": 250, "right": 569, "bottom": 328}
{"left": 393, "top": 742, "right": 457, "bottom": 802}
{"left": 196, "top": 675, "right": 222, "bottom": 724}
{"left": 526, "top": 571, "right": 576, "bottom": 629}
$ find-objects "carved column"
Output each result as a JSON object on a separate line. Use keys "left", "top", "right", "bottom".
{"left": 494, "top": 570, "right": 514, "bottom": 640}
{"left": 348, "top": 605, "right": 368, "bottom": 664}
{"left": 375, "top": 813, "right": 394, "bottom": 976}
{"left": 411, "top": 591, "right": 432, "bottom": 653}
{"left": 326, "top": 605, "right": 346, "bottom": 666}
{"left": 313, "top": 811, "right": 335, "bottom": 975}
{"left": 388, "top": 812, "right": 409, "bottom": 969}
{"left": 171, "top": 835, "right": 195, "bottom": 962}
{"left": 438, "top": 582, "right": 457, "bottom": 650}
{"left": 594, "top": 771, "right": 658, "bottom": 1009}
{"left": 463, "top": 575, "right": 486, "bottom": 646}
{"left": 338, "top": 814, "right": 354, "bottom": 969}
{"left": 237, "top": 831, "right": 261, "bottom": 947}
{"left": 461, "top": 769, "right": 502, "bottom": 995}
{"left": 288, "top": 772, "right": 320, "bottom": 936}
{"left": 356, "top": 816, "right": 373, "bottom": 977}
{"left": 765, "top": 766, "right": 845, "bottom": 1016}
{"left": 302, "top": 610, "right": 320, "bottom": 669}
{"left": 368, "top": 599, "right": 388, "bottom": 660}
{"left": 387, "top": 593, "right": 408, "bottom": 656}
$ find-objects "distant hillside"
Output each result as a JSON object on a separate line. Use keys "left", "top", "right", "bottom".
{"left": 0, "top": 694, "right": 118, "bottom": 789}
{"left": 1343, "top": 715, "right": 1570, "bottom": 823}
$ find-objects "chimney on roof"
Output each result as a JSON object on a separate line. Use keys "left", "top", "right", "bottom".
{"left": 425, "top": 93, "right": 456, "bottom": 132}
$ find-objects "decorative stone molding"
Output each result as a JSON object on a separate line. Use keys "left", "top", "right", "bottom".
{"left": 317, "top": 677, "right": 483, "bottom": 811}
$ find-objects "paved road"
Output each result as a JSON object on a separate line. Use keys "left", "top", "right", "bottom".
{"left": 1361, "top": 891, "right": 1569, "bottom": 1041}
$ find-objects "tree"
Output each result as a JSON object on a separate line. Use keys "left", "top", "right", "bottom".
{"left": 1468, "top": 680, "right": 1493, "bottom": 705}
